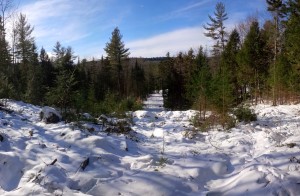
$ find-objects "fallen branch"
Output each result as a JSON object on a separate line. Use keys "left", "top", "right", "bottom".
{"left": 49, "top": 158, "right": 58, "bottom": 166}
{"left": 80, "top": 158, "right": 89, "bottom": 171}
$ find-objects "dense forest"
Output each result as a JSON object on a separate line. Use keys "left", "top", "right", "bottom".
{"left": 0, "top": 0, "right": 299, "bottom": 126}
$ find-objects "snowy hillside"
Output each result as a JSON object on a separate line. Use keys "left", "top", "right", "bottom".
{"left": 1, "top": 93, "right": 300, "bottom": 195}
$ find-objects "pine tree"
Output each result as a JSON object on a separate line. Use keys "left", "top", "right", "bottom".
{"left": 52, "top": 41, "right": 75, "bottom": 70}
{"left": 283, "top": 0, "right": 300, "bottom": 100}
{"left": 221, "top": 29, "right": 241, "bottom": 104}
{"left": 186, "top": 47, "right": 211, "bottom": 119}
{"left": 0, "top": 16, "right": 13, "bottom": 100}
{"left": 40, "top": 47, "right": 55, "bottom": 89}
{"left": 25, "top": 43, "right": 43, "bottom": 104}
{"left": 104, "top": 27, "right": 130, "bottom": 94}
{"left": 284, "top": 0, "right": 300, "bottom": 69}
{"left": 14, "top": 13, "right": 35, "bottom": 98}
{"left": 237, "top": 21, "right": 268, "bottom": 104}
{"left": 15, "top": 13, "right": 34, "bottom": 64}
{"left": 0, "top": 16, "right": 10, "bottom": 70}
{"left": 46, "top": 42, "right": 79, "bottom": 117}
{"left": 97, "top": 56, "right": 112, "bottom": 100}
{"left": 268, "top": 54, "right": 291, "bottom": 104}
{"left": 46, "top": 69, "right": 78, "bottom": 116}
{"left": 131, "top": 59, "right": 145, "bottom": 98}
{"left": 203, "top": 2, "right": 228, "bottom": 56}
{"left": 210, "top": 64, "right": 233, "bottom": 115}
{"left": 267, "top": 0, "right": 284, "bottom": 105}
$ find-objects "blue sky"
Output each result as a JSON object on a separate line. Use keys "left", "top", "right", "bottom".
{"left": 17, "top": 0, "right": 269, "bottom": 59}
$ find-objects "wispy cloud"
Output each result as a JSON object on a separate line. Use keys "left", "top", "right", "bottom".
{"left": 158, "top": 0, "right": 211, "bottom": 22}
{"left": 174, "top": 0, "right": 211, "bottom": 15}
{"left": 17, "top": 0, "right": 108, "bottom": 51}
{"left": 127, "top": 26, "right": 211, "bottom": 57}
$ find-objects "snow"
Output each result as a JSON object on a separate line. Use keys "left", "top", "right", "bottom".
{"left": 1, "top": 94, "right": 300, "bottom": 195}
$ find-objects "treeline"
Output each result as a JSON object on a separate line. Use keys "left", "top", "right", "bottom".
{"left": 0, "top": 0, "right": 299, "bottom": 123}
{"left": 0, "top": 12, "right": 160, "bottom": 118}
{"left": 159, "top": 0, "right": 300, "bottom": 125}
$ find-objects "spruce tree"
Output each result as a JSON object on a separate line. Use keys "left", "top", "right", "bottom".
{"left": 104, "top": 27, "right": 130, "bottom": 94}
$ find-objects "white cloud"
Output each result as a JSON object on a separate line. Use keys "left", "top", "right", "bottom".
{"left": 17, "top": 0, "right": 107, "bottom": 47}
{"left": 127, "top": 26, "right": 211, "bottom": 57}
{"left": 157, "top": 0, "right": 211, "bottom": 22}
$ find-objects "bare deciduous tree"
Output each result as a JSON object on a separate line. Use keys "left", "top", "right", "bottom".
{"left": 0, "top": 0, "right": 16, "bottom": 29}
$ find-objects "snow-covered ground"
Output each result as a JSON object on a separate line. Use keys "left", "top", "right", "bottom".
{"left": 1, "top": 93, "right": 300, "bottom": 195}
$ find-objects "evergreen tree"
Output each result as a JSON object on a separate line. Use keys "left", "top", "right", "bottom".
{"left": 14, "top": 13, "right": 35, "bottom": 98}
{"left": 25, "top": 43, "right": 43, "bottom": 104}
{"left": 131, "top": 59, "right": 145, "bottom": 98}
{"left": 40, "top": 47, "right": 55, "bottom": 90}
{"left": 186, "top": 47, "right": 211, "bottom": 119}
{"left": 237, "top": 21, "right": 268, "bottom": 104}
{"left": 203, "top": 2, "right": 228, "bottom": 56}
{"left": 46, "top": 69, "right": 78, "bottom": 116}
{"left": 52, "top": 41, "right": 75, "bottom": 70}
{"left": 266, "top": 0, "right": 284, "bottom": 105}
{"left": 283, "top": 0, "right": 300, "bottom": 99}
{"left": 104, "top": 27, "right": 130, "bottom": 94}
{"left": 46, "top": 42, "right": 79, "bottom": 117}
{"left": 221, "top": 29, "right": 241, "bottom": 104}
{"left": 0, "top": 16, "right": 13, "bottom": 99}
{"left": 0, "top": 17, "right": 13, "bottom": 98}
{"left": 0, "top": 16, "right": 10, "bottom": 70}
{"left": 268, "top": 54, "right": 292, "bottom": 104}
{"left": 15, "top": 13, "right": 34, "bottom": 64}
{"left": 284, "top": 0, "right": 300, "bottom": 69}
{"left": 210, "top": 64, "right": 233, "bottom": 115}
